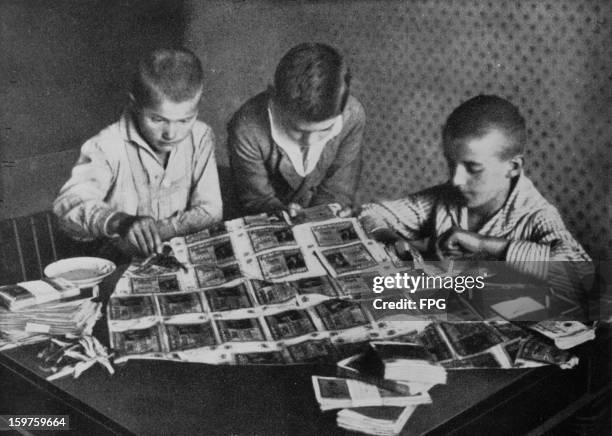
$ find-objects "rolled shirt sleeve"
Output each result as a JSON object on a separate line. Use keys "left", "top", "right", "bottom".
{"left": 359, "top": 189, "right": 436, "bottom": 240}
{"left": 505, "top": 208, "right": 594, "bottom": 297}
{"left": 53, "top": 136, "right": 120, "bottom": 241}
{"left": 505, "top": 240, "right": 551, "bottom": 280}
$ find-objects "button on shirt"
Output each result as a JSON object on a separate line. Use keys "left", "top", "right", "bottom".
{"left": 53, "top": 112, "right": 223, "bottom": 241}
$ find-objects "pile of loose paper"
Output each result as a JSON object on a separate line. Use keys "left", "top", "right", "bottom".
{"left": 0, "top": 278, "right": 101, "bottom": 351}
{"left": 490, "top": 296, "right": 596, "bottom": 350}
{"left": 528, "top": 320, "right": 596, "bottom": 349}
{"left": 37, "top": 336, "right": 114, "bottom": 381}
{"left": 337, "top": 406, "right": 416, "bottom": 436}
{"left": 313, "top": 342, "right": 447, "bottom": 436}
{"left": 311, "top": 319, "right": 589, "bottom": 436}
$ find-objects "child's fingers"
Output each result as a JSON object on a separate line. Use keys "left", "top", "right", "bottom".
{"left": 287, "top": 202, "right": 302, "bottom": 218}
{"left": 153, "top": 228, "right": 162, "bottom": 253}
{"left": 127, "top": 231, "right": 144, "bottom": 255}
{"left": 337, "top": 207, "right": 353, "bottom": 218}
{"left": 141, "top": 223, "right": 158, "bottom": 255}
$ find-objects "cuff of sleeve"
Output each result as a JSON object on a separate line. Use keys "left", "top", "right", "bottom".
{"left": 156, "top": 218, "right": 178, "bottom": 241}
{"left": 311, "top": 191, "right": 352, "bottom": 209}
{"left": 101, "top": 210, "right": 121, "bottom": 238}
{"left": 359, "top": 207, "right": 389, "bottom": 235}
{"left": 247, "top": 199, "right": 286, "bottom": 215}
{"left": 505, "top": 240, "right": 550, "bottom": 280}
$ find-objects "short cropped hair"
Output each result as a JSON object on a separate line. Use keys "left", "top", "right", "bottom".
{"left": 273, "top": 43, "right": 351, "bottom": 122}
{"left": 442, "top": 95, "right": 526, "bottom": 159}
{"left": 131, "top": 48, "right": 204, "bottom": 107}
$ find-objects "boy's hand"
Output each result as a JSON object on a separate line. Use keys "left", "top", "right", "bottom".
{"left": 287, "top": 202, "right": 303, "bottom": 218}
{"left": 394, "top": 240, "right": 414, "bottom": 261}
{"left": 337, "top": 207, "right": 352, "bottom": 218}
{"left": 124, "top": 216, "right": 162, "bottom": 256}
{"left": 337, "top": 204, "right": 361, "bottom": 218}
{"left": 370, "top": 227, "right": 400, "bottom": 243}
{"left": 110, "top": 214, "right": 162, "bottom": 256}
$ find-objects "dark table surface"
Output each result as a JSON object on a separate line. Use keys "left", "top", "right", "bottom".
{"left": 1, "top": 267, "right": 609, "bottom": 436}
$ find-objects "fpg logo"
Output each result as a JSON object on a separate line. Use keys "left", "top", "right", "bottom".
{"left": 419, "top": 298, "right": 446, "bottom": 310}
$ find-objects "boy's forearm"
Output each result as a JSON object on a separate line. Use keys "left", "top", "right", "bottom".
{"left": 54, "top": 194, "right": 119, "bottom": 241}
{"left": 242, "top": 194, "right": 286, "bottom": 216}
{"left": 310, "top": 188, "right": 353, "bottom": 209}
{"left": 478, "top": 236, "right": 510, "bottom": 259}
{"left": 155, "top": 204, "right": 223, "bottom": 241}
{"left": 504, "top": 240, "right": 550, "bottom": 280}
{"left": 155, "top": 219, "right": 178, "bottom": 241}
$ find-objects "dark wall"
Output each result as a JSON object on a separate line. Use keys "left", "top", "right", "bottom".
{"left": 0, "top": 0, "right": 186, "bottom": 218}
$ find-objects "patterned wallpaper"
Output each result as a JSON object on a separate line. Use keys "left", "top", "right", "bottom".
{"left": 315, "top": 0, "right": 612, "bottom": 258}
{"left": 186, "top": 0, "right": 611, "bottom": 258}
{"left": 6, "top": 1, "right": 606, "bottom": 258}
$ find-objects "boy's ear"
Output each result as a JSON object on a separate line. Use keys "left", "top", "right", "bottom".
{"left": 507, "top": 154, "right": 524, "bottom": 178}
{"left": 127, "top": 92, "right": 138, "bottom": 111}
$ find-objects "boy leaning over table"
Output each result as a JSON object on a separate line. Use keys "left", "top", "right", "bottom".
{"left": 53, "top": 48, "right": 222, "bottom": 260}
{"left": 228, "top": 42, "right": 365, "bottom": 218}
{"left": 359, "top": 95, "right": 593, "bottom": 300}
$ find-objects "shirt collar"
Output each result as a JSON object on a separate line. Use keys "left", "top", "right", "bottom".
{"left": 119, "top": 110, "right": 157, "bottom": 154}
{"left": 451, "top": 171, "right": 526, "bottom": 231}
{"left": 268, "top": 102, "right": 343, "bottom": 148}
{"left": 473, "top": 171, "right": 528, "bottom": 230}
{"left": 503, "top": 171, "right": 524, "bottom": 209}
{"left": 267, "top": 100, "right": 343, "bottom": 175}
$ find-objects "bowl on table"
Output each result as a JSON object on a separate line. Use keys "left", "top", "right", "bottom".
{"left": 44, "top": 257, "right": 117, "bottom": 288}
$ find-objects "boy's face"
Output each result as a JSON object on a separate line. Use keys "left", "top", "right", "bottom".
{"left": 444, "top": 129, "right": 518, "bottom": 213}
{"left": 280, "top": 110, "right": 340, "bottom": 149}
{"left": 134, "top": 91, "right": 201, "bottom": 155}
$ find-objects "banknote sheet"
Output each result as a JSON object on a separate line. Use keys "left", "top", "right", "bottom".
{"left": 312, "top": 376, "right": 432, "bottom": 411}
{"left": 107, "top": 207, "right": 583, "bottom": 368}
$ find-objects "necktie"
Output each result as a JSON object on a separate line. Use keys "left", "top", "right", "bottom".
{"left": 300, "top": 145, "right": 309, "bottom": 173}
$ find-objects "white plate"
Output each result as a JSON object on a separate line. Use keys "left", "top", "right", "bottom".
{"left": 44, "top": 257, "right": 116, "bottom": 288}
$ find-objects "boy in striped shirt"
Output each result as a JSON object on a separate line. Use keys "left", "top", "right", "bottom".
{"left": 360, "top": 95, "right": 592, "bottom": 298}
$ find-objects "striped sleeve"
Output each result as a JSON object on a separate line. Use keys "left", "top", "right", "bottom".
{"left": 505, "top": 240, "right": 550, "bottom": 280}
{"left": 359, "top": 189, "right": 436, "bottom": 240}
{"left": 505, "top": 207, "right": 593, "bottom": 299}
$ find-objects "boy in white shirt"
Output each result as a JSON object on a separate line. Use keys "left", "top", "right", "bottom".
{"left": 54, "top": 48, "right": 222, "bottom": 258}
